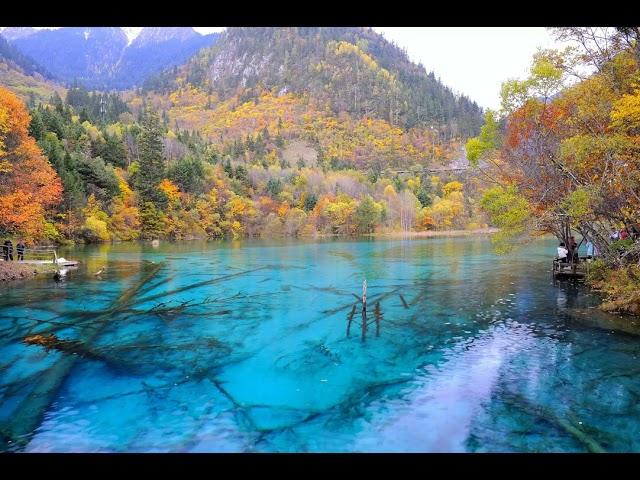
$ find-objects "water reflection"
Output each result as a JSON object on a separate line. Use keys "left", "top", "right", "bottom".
{"left": 0, "top": 236, "right": 639, "bottom": 452}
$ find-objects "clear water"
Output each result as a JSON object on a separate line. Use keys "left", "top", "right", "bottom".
{"left": 1, "top": 236, "right": 640, "bottom": 452}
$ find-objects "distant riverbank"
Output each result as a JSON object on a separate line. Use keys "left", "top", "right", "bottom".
{"left": 375, "top": 227, "right": 499, "bottom": 239}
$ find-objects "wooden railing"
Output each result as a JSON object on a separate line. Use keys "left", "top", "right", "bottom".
{"left": 2, "top": 246, "right": 58, "bottom": 263}
{"left": 553, "top": 256, "right": 590, "bottom": 277}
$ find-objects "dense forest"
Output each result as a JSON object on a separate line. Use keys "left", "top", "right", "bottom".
{"left": 144, "top": 27, "right": 483, "bottom": 138}
{"left": 0, "top": 85, "right": 486, "bottom": 244}
{"left": 1, "top": 27, "right": 491, "bottom": 246}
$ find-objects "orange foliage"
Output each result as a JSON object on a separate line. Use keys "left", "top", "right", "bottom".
{"left": 0, "top": 87, "right": 62, "bottom": 238}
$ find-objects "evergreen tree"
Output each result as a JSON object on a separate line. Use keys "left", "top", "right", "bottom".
{"left": 79, "top": 107, "right": 90, "bottom": 124}
{"left": 354, "top": 196, "right": 382, "bottom": 234}
{"left": 135, "top": 110, "right": 167, "bottom": 207}
{"left": 266, "top": 178, "right": 283, "bottom": 197}
{"left": 416, "top": 185, "right": 432, "bottom": 207}
{"left": 303, "top": 193, "right": 318, "bottom": 211}
{"left": 168, "top": 156, "right": 205, "bottom": 194}
{"left": 100, "top": 133, "right": 128, "bottom": 168}
{"left": 275, "top": 132, "right": 284, "bottom": 148}
{"left": 223, "top": 159, "right": 234, "bottom": 176}
{"left": 140, "top": 202, "right": 166, "bottom": 240}
{"left": 28, "top": 109, "right": 45, "bottom": 141}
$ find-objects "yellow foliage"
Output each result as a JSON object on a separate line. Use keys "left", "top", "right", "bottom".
{"left": 383, "top": 184, "right": 397, "bottom": 198}
{"left": 81, "top": 121, "right": 102, "bottom": 142}
{"left": 109, "top": 199, "right": 140, "bottom": 241}
{"left": 84, "top": 216, "right": 110, "bottom": 241}
{"left": 443, "top": 181, "right": 464, "bottom": 196}
{"left": 407, "top": 176, "right": 421, "bottom": 192}
{"left": 611, "top": 87, "right": 640, "bottom": 134}
{"left": 277, "top": 202, "right": 290, "bottom": 218}
{"left": 159, "top": 179, "right": 180, "bottom": 203}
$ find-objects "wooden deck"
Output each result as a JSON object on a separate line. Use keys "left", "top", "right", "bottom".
{"left": 552, "top": 257, "right": 588, "bottom": 279}
{"left": 19, "top": 259, "right": 79, "bottom": 267}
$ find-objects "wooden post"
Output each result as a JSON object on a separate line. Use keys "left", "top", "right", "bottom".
{"left": 362, "top": 279, "right": 367, "bottom": 311}
{"left": 361, "top": 307, "right": 367, "bottom": 341}
{"left": 361, "top": 279, "right": 367, "bottom": 342}
{"left": 375, "top": 301, "right": 381, "bottom": 337}
{"left": 347, "top": 304, "right": 356, "bottom": 337}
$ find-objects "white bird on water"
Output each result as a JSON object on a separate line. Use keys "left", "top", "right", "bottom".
{"left": 53, "top": 268, "right": 68, "bottom": 282}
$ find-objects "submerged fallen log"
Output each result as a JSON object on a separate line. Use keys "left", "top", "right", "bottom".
{"left": 565, "top": 308, "right": 640, "bottom": 337}
{"left": 24, "top": 334, "right": 87, "bottom": 355}
{"left": 399, "top": 294, "right": 409, "bottom": 309}
{"left": 22, "top": 333, "right": 138, "bottom": 373}
{"left": 502, "top": 391, "right": 606, "bottom": 453}
{"left": 0, "top": 261, "right": 164, "bottom": 451}
{"left": 374, "top": 302, "right": 382, "bottom": 337}
{"left": 346, "top": 305, "right": 356, "bottom": 337}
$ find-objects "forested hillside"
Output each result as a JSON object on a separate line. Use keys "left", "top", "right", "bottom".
{"left": 1, "top": 27, "right": 489, "bottom": 245}
{"left": 145, "top": 27, "right": 483, "bottom": 137}
{"left": 0, "top": 35, "right": 52, "bottom": 80}
{"left": 0, "top": 35, "right": 65, "bottom": 104}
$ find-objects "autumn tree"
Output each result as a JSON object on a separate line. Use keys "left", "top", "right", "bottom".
{"left": 0, "top": 87, "right": 63, "bottom": 240}
{"left": 354, "top": 195, "right": 384, "bottom": 234}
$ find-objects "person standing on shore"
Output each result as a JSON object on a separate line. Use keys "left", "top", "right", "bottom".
{"left": 3, "top": 239, "right": 13, "bottom": 261}
{"left": 16, "top": 240, "right": 25, "bottom": 261}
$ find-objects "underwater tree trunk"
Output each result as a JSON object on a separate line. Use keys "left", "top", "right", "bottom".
{"left": 0, "top": 262, "right": 164, "bottom": 451}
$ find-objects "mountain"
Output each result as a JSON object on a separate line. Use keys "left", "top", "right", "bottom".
{"left": 146, "top": 27, "right": 483, "bottom": 138}
{"left": 7, "top": 27, "right": 219, "bottom": 90}
{"left": 134, "top": 27, "right": 199, "bottom": 46}
{"left": 10, "top": 27, "right": 127, "bottom": 89}
{"left": 133, "top": 27, "right": 483, "bottom": 174}
{"left": 0, "top": 34, "right": 64, "bottom": 103}
{"left": 111, "top": 28, "right": 220, "bottom": 89}
{"left": 0, "top": 34, "right": 52, "bottom": 79}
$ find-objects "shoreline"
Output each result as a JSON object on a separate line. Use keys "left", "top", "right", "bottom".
{"left": 0, "top": 261, "right": 57, "bottom": 283}
{"left": 371, "top": 227, "right": 499, "bottom": 239}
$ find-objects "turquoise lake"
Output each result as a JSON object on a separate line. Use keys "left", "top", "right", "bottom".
{"left": 1, "top": 235, "right": 640, "bottom": 452}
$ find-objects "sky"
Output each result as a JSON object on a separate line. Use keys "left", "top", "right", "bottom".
{"left": 3, "top": 27, "right": 566, "bottom": 110}
{"left": 372, "top": 27, "right": 564, "bottom": 110}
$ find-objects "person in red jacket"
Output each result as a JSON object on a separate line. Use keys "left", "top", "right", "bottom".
{"left": 568, "top": 236, "right": 578, "bottom": 263}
